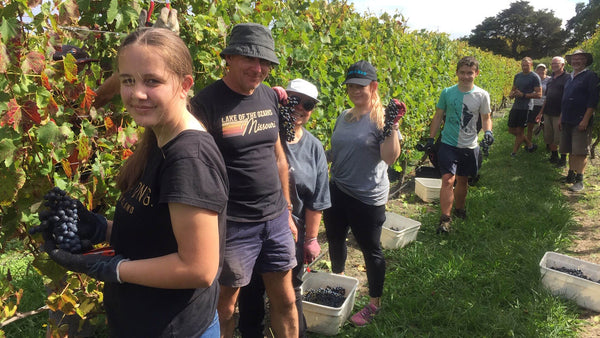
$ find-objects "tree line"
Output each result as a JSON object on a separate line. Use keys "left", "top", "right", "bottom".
{"left": 466, "top": 0, "right": 600, "bottom": 60}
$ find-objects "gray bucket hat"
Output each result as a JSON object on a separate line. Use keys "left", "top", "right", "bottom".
{"left": 566, "top": 50, "right": 593, "bottom": 67}
{"left": 220, "top": 23, "right": 279, "bottom": 65}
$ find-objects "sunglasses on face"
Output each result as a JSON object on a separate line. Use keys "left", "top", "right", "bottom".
{"left": 290, "top": 96, "right": 317, "bottom": 111}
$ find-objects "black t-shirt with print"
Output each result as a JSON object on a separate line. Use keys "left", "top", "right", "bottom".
{"left": 191, "top": 80, "right": 287, "bottom": 222}
{"left": 104, "top": 130, "right": 228, "bottom": 338}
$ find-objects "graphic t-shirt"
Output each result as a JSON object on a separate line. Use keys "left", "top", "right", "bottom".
{"left": 106, "top": 130, "right": 229, "bottom": 337}
{"left": 437, "top": 84, "right": 491, "bottom": 149}
{"left": 191, "top": 80, "right": 287, "bottom": 222}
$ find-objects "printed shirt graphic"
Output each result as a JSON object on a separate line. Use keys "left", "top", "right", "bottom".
{"left": 437, "top": 84, "right": 491, "bottom": 149}
{"left": 190, "top": 80, "right": 287, "bottom": 222}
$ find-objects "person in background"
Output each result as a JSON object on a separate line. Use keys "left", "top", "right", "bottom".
{"left": 324, "top": 60, "right": 401, "bottom": 327}
{"left": 536, "top": 56, "right": 569, "bottom": 166}
{"left": 559, "top": 50, "right": 599, "bottom": 192}
{"left": 190, "top": 23, "right": 298, "bottom": 338}
{"left": 508, "top": 57, "right": 542, "bottom": 157}
{"left": 237, "top": 79, "right": 331, "bottom": 338}
{"left": 426, "top": 56, "right": 493, "bottom": 233}
{"left": 41, "top": 28, "right": 229, "bottom": 337}
{"left": 528, "top": 63, "right": 550, "bottom": 145}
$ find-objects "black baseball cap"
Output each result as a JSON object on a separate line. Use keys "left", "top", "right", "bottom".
{"left": 52, "top": 45, "right": 99, "bottom": 64}
{"left": 343, "top": 60, "right": 377, "bottom": 86}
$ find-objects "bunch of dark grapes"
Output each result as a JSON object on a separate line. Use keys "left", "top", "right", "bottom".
{"left": 279, "top": 96, "right": 299, "bottom": 142}
{"left": 381, "top": 99, "right": 406, "bottom": 139}
{"left": 31, "top": 187, "right": 82, "bottom": 253}
{"left": 303, "top": 285, "right": 346, "bottom": 307}
{"left": 551, "top": 266, "right": 600, "bottom": 283}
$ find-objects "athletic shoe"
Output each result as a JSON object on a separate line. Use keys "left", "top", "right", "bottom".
{"left": 555, "top": 157, "right": 566, "bottom": 168}
{"left": 453, "top": 208, "right": 467, "bottom": 220}
{"left": 510, "top": 152, "right": 517, "bottom": 158}
{"left": 526, "top": 144, "right": 538, "bottom": 153}
{"left": 436, "top": 215, "right": 452, "bottom": 234}
{"left": 569, "top": 181, "right": 584, "bottom": 192}
{"left": 350, "top": 304, "right": 379, "bottom": 326}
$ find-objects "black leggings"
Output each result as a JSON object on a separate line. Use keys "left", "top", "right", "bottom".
{"left": 323, "top": 182, "right": 386, "bottom": 298}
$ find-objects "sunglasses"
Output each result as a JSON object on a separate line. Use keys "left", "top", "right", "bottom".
{"left": 290, "top": 96, "right": 317, "bottom": 111}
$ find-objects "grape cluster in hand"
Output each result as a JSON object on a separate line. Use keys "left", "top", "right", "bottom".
{"left": 31, "top": 187, "right": 83, "bottom": 253}
{"left": 382, "top": 99, "right": 406, "bottom": 138}
{"left": 551, "top": 266, "right": 600, "bottom": 283}
{"left": 279, "top": 96, "right": 299, "bottom": 142}
{"left": 303, "top": 285, "right": 347, "bottom": 307}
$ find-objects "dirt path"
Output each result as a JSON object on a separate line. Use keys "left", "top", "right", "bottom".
{"left": 560, "top": 158, "right": 600, "bottom": 337}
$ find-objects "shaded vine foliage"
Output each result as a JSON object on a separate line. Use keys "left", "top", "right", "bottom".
{"left": 0, "top": 0, "right": 519, "bottom": 333}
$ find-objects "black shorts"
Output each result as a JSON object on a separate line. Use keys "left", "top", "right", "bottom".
{"left": 437, "top": 143, "right": 479, "bottom": 177}
{"left": 528, "top": 106, "right": 542, "bottom": 124}
{"left": 508, "top": 108, "right": 529, "bottom": 128}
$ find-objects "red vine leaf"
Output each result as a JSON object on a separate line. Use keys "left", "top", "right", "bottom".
{"left": 1, "top": 99, "right": 21, "bottom": 131}
{"left": 81, "top": 85, "right": 96, "bottom": 111}
{"left": 41, "top": 71, "right": 52, "bottom": 90}
{"left": 21, "top": 51, "right": 45, "bottom": 75}
{"left": 21, "top": 100, "right": 41, "bottom": 132}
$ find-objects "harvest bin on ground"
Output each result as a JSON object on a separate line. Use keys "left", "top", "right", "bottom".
{"left": 380, "top": 212, "right": 421, "bottom": 249}
{"left": 415, "top": 177, "right": 441, "bottom": 202}
{"left": 539, "top": 251, "right": 600, "bottom": 312}
{"left": 301, "top": 272, "right": 359, "bottom": 336}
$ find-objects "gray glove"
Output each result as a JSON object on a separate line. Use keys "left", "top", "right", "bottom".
{"left": 138, "top": 7, "right": 179, "bottom": 34}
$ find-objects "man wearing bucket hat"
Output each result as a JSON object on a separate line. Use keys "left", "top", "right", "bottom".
{"left": 559, "top": 50, "right": 599, "bottom": 192}
{"left": 238, "top": 78, "right": 331, "bottom": 337}
{"left": 190, "top": 23, "right": 298, "bottom": 337}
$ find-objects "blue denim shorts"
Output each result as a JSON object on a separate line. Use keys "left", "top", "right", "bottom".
{"left": 199, "top": 311, "right": 219, "bottom": 338}
{"left": 219, "top": 209, "right": 297, "bottom": 287}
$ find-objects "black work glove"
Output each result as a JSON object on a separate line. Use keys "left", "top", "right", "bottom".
{"left": 483, "top": 130, "right": 494, "bottom": 146}
{"left": 424, "top": 137, "right": 435, "bottom": 153}
{"left": 75, "top": 200, "right": 108, "bottom": 247}
{"left": 44, "top": 237, "right": 126, "bottom": 283}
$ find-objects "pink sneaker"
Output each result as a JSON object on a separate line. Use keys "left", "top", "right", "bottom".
{"left": 350, "top": 303, "right": 379, "bottom": 326}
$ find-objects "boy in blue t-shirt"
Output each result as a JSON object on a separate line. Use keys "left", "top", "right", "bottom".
{"left": 426, "top": 56, "right": 494, "bottom": 233}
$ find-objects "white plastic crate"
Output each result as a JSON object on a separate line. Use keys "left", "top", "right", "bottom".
{"left": 539, "top": 251, "right": 600, "bottom": 312}
{"left": 301, "top": 272, "right": 359, "bottom": 336}
{"left": 381, "top": 212, "right": 421, "bottom": 249}
{"left": 415, "top": 177, "right": 441, "bottom": 202}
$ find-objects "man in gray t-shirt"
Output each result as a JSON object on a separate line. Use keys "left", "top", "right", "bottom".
{"left": 507, "top": 57, "right": 542, "bottom": 156}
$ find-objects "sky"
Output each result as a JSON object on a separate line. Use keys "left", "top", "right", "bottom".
{"left": 350, "top": 0, "right": 582, "bottom": 39}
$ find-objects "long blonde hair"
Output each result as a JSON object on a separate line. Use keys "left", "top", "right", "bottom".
{"left": 116, "top": 28, "right": 194, "bottom": 193}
